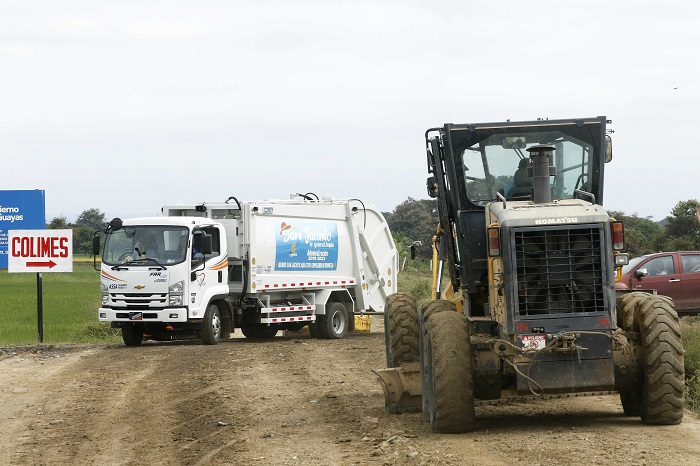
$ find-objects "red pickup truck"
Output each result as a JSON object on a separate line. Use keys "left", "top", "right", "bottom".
{"left": 615, "top": 251, "right": 700, "bottom": 315}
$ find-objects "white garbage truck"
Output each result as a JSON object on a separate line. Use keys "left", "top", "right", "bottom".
{"left": 94, "top": 196, "right": 397, "bottom": 346}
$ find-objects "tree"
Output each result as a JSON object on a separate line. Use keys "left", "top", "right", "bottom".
{"left": 664, "top": 199, "right": 700, "bottom": 250}
{"left": 47, "top": 215, "right": 70, "bottom": 229}
{"left": 384, "top": 198, "right": 439, "bottom": 246}
{"left": 73, "top": 225, "right": 96, "bottom": 255}
{"left": 608, "top": 210, "right": 663, "bottom": 257}
{"left": 75, "top": 208, "right": 107, "bottom": 231}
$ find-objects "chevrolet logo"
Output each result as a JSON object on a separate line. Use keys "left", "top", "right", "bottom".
{"left": 134, "top": 284, "right": 146, "bottom": 290}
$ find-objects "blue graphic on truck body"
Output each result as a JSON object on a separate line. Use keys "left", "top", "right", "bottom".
{"left": 275, "top": 221, "right": 338, "bottom": 271}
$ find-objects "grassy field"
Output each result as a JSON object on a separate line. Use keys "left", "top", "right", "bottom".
{"left": 0, "top": 256, "right": 119, "bottom": 345}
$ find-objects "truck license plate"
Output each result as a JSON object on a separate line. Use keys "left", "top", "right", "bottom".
{"left": 521, "top": 334, "right": 546, "bottom": 350}
{"left": 129, "top": 312, "right": 143, "bottom": 321}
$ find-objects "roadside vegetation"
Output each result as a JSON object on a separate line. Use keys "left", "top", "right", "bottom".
{"left": 0, "top": 256, "right": 119, "bottom": 345}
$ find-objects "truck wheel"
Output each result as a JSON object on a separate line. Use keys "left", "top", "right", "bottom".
{"left": 122, "top": 324, "right": 144, "bottom": 347}
{"left": 634, "top": 295, "right": 685, "bottom": 425}
{"left": 318, "top": 302, "right": 349, "bottom": 339}
{"left": 384, "top": 293, "right": 419, "bottom": 367}
{"left": 221, "top": 317, "right": 233, "bottom": 341}
{"left": 253, "top": 325, "right": 278, "bottom": 339}
{"left": 240, "top": 326, "right": 256, "bottom": 339}
{"left": 308, "top": 322, "right": 321, "bottom": 338}
{"left": 241, "top": 324, "right": 278, "bottom": 339}
{"left": 421, "top": 305, "right": 474, "bottom": 433}
{"left": 201, "top": 303, "right": 222, "bottom": 345}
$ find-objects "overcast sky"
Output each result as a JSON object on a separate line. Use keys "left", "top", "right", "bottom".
{"left": 2, "top": 0, "right": 697, "bottom": 223}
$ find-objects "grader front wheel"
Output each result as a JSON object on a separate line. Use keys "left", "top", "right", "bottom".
{"left": 421, "top": 303, "right": 475, "bottom": 433}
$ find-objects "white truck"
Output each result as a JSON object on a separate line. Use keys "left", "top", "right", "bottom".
{"left": 94, "top": 197, "right": 397, "bottom": 346}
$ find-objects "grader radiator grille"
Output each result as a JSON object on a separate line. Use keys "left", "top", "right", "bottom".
{"left": 513, "top": 225, "right": 605, "bottom": 316}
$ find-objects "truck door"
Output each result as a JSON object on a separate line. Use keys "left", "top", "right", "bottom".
{"left": 680, "top": 253, "right": 700, "bottom": 312}
{"left": 629, "top": 254, "right": 681, "bottom": 302}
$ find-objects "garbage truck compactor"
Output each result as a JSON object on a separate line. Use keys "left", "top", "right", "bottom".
{"left": 375, "top": 116, "right": 685, "bottom": 433}
{"left": 94, "top": 197, "right": 397, "bottom": 346}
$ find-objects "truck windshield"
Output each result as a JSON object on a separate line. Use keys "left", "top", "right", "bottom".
{"left": 103, "top": 226, "right": 189, "bottom": 266}
{"left": 461, "top": 131, "right": 594, "bottom": 206}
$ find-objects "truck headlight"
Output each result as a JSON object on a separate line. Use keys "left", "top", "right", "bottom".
{"left": 101, "top": 283, "right": 109, "bottom": 306}
{"left": 169, "top": 280, "right": 184, "bottom": 306}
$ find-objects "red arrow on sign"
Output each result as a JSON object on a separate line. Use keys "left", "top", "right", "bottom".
{"left": 26, "top": 260, "right": 57, "bottom": 268}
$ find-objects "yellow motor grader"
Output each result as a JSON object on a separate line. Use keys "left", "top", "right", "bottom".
{"left": 375, "top": 116, "right": 685, "bottom": 433}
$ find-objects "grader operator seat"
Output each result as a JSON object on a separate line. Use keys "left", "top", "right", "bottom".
{"left": 507, "top": 158, "right": 533, "bottom": 198}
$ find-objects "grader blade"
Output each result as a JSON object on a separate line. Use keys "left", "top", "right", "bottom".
{"left": 372, "top": 362, "right": 422, "bottom": 413}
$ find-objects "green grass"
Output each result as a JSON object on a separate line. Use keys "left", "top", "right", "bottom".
{"left": 0, "top": 257, "right": 119, "bottom": 345}
{"left": 681, "top": 317, "right": 700, "bottom": 415}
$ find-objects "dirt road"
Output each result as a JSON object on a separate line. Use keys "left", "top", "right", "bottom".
{"left": 2, "top": 327, "right": 699, "bottom": 466}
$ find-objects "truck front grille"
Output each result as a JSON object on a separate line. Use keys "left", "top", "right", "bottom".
{"left": 109, "top": 293, "right": 168, "bottom": 309}
{"left": 513, "top": 225, "right": 605, "bottom": 316}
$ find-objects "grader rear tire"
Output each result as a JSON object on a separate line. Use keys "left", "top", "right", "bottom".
{"left": 384, "top": 293, "right": 420, "bottom": 368}
{"left": 617, "top": 292, "right": 649, "bottom": 332}
{"left": 634, "top": 295, "right": 685, "bottom": 425}
{"left": 421, "top": 305, "right": 474, "bottom": 433}
{"left": 616, "top": 293, "right": 643, "bottom": 415}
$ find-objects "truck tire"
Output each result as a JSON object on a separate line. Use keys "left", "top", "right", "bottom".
{"left": 421, "top": 304, "right": 474, "bottom": 433}
{"left": 201, "top": 303, "right": 222, "bottom": 345}
{"left": 308, "top": 322, "right": 321, "bottom": 338}
{"left": 634, "top": 294, "right": 685, "bottom": 425}
{"left": 221, "top": 318, "right": 233, "bottom": 341}
{"left": 384, "top": 293, "right": 419, "bottom": 368}
{"left": 318, "top": 302, "right": 349, "bottom": 339}
{"left": 122, "top": 324, "right": 144, "bottom": 347}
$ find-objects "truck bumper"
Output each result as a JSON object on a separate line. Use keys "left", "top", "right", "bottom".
{"left": 97, "top": 307, "right": 189, "bottom": 323}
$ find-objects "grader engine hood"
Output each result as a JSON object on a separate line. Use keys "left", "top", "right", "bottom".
{"left": 489, "top": 199, "right": 611, "bottom": 228}
{"left": 489, "top": 199, "right": 617, "bottom": 333}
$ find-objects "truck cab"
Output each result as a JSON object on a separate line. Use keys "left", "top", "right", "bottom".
{"left": 97, "top": 216, "right": 230, "bottom": 345}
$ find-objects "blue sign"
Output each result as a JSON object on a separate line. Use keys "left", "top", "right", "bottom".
{"left": 275, "top": 220, "right": 338, "bottom": 271}
{"left": 0, "top": 190, "right": 46, "bottom": 269}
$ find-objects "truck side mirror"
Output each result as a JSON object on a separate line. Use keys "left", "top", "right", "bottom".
{"left": 92, "top": 234, "right": 101, "bottom": 256}
{"left": 194, "top": 233, "right": 213, "bottom": 255}
{"left": 634, "top": 268, "right": 648, "bottom": 278}
{"left": 92, "top": 233, "right": 101, "bottom": 271}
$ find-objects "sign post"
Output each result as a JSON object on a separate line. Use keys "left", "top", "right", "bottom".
{"left": 8, "top": 229, "right": 73, "bottom": 342}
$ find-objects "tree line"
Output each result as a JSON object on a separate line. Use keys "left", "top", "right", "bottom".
{"left": 49, "top": 198, "right": 700, "bottom": 258}
{"left": 47, "top": 208, "right": 106, "bottom": 255}
{"left": 383, "top": 198, "right": 700, "bottom": 259}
